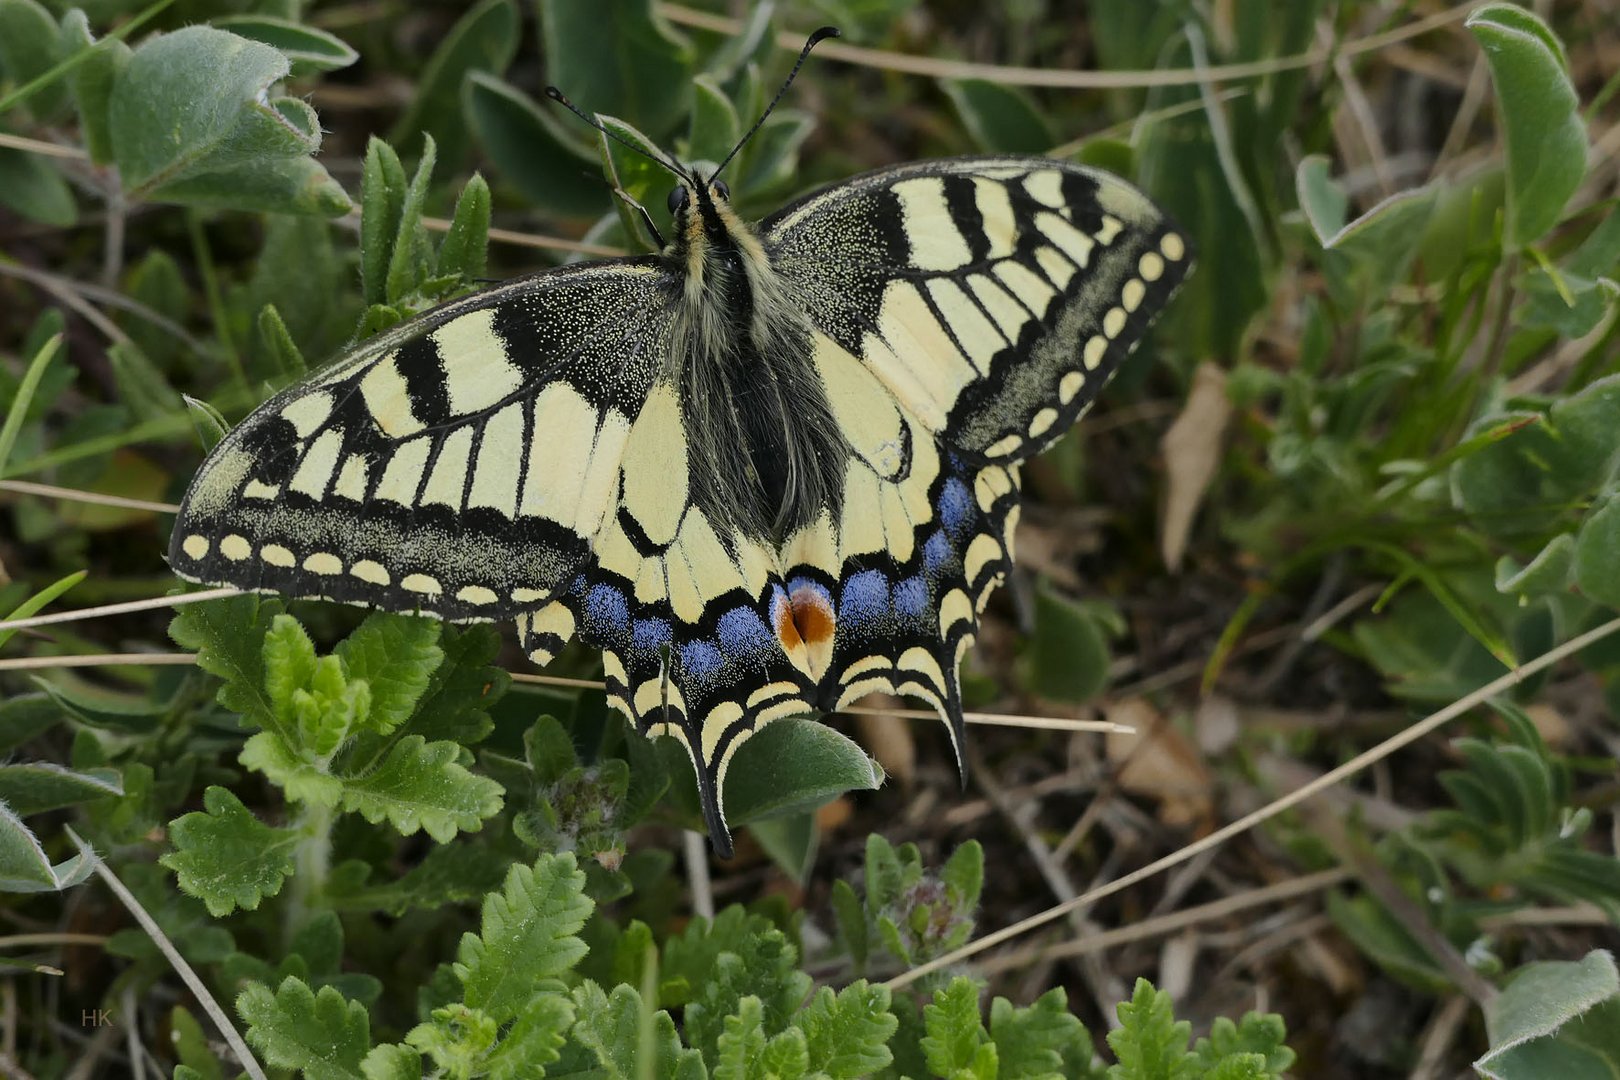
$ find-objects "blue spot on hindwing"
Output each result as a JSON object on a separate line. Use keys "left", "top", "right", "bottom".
{"left": 893, "top": 576, "right": 928, "bottom": 618}
{"left": 923, "top": 529, "right": 953, "bottom": 573}
{"left": 679, "top": 640, "right": 724, "bottom": 679}
{"left": 839, "top": 569, "right": 891, "bottom": 625}
{"left": 938, "top": 477, "right": 973, "bottom": 536}
{"left": 632, "top": 617, "right": 672, "bottom": 656}
{"left": 717, "top": 606, "right": 774, "bottom": 657}
{"left": 584, "top": 584, "right": 630, "bottom": 643}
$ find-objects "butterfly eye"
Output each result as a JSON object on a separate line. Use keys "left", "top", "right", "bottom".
{"left": 711, "top": 179, "right": 731, "bottom": 200}
{"left": 667, "top": 186, "right": 690, "bottom": 215}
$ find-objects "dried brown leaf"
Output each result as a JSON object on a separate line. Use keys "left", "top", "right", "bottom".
{"left": 1159, "top": 361, "right": 1232, "bottom": 570}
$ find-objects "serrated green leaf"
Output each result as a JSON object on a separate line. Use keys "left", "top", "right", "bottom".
{"left": 486, "top": 994, "right": 575, "bottom": 1080}
{"left": 661, "top": 905, "right": 776, "bottom": 1008}
{"left": 715, "top": 995, "right": 768, "bottom": 1080}
{"left": 170, "top": 593, "right": 282, "bottom": 732}
{"left": 334, "top": 613, "right": 442, "bottom": 735}
{"left": 990, "top": 987, "right": 1095, "bottom": 1080}
{"left": 571, "top": 980, "right": 701, "bottom": 1079}
{"left": 264, "top": 614, "right": 317, "bottom": 731}
{"left": 359, "top": 1043, "right": 422, "bottom": 1080}
{"left": 1193, "top": 1012, "right": 1295, "bottom": 1076}
{"left": 830, "top": 878, "right": 868, "bottom": 974}
{"left": 758, "top": 1026, "right": 810, "bottom": 1079}
{"left": 797, "top": 981, "right": 896, "bottom": 1078}
{"left": 160, "top": 786, "right": 296, "bottom": 916}
{"left": 328, "top": 841, "right": 507, "bottom": 916}
{"left": 238, "top": 977, "right": 370, "bottom": 1080}
{"left": 684, "top": 925, "right": 812, "bottom": 1065}
{"left": 0, "top": 761, "right": 120, "bottom": 815}
{"left": 922, "top": 977, "right": 991, "bottom": 1078}
{"left": 455, "top": 853, "right": 592, "bottom": 1021}
{"left": 212, "top": 16, "right": 358, "bottom": 76}
{"left": 1467, "top": 4, "right": 1586, "bottom": 246}
{"left": 1106, "top": 979, "right": 1196, "bottom": 1080}
{"left": 390, "top": 0, "right": 518, "bottom": 166}
{"left": 339, "top": 735, "right": 501, "bottom": 842}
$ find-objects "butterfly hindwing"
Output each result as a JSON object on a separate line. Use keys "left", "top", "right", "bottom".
{"left": 765, "top": 156, "right": 1190, "bottom": 462}
{"left": 171, "top": 260, "right": 677, "bottom": 621}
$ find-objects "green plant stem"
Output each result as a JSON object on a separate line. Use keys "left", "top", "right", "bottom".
{"left": 0, "top": 333, "right": 62, "bottom": 477}
{"left": 285, "top": 801, "right": 335, "bottom": 943}
{"left": 0, "top": 0, "right": 181, "bottom": 115}
{"left": 187, "top": 209, "right": 247, "bottom": 394}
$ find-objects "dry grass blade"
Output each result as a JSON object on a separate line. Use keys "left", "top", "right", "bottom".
{"left": 0, "top": 588, "right": 241, "bottom": 636}
{"left": 62, "top": 828, "right": 267, "bottom": 1080}
{"left": 883, "top": 614, "right": 1620, "bottom": 990}
{"left": 0, "top": 480, "right": 180, "bottom": 515}
{"left": 658, "top": 2, "right": 1478, "bottom": 89}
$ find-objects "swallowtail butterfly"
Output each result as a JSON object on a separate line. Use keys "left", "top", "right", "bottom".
{"left": 170, "top": 30, "right": 1190, "bottom": 854}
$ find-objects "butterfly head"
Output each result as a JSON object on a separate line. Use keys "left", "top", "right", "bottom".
{"left": 667, "top": 175, "right": 737, "bottom": 246}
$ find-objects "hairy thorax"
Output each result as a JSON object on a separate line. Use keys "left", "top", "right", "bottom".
{"left": 667, "top": 197, "right": 847, "bottom": 543}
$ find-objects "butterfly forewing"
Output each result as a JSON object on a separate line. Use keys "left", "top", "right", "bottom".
{"left": 170, "top": 260, "right": 677, "bottom": 621}
{"left": 765, "top": 157, "right": 1190, "bottom": 460}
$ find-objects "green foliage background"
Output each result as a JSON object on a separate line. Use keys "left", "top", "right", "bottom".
{"left": 1, "top": 0, "right": 1618, "bottom": 1076}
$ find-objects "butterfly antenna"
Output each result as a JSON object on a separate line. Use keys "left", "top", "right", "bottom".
{"left": 543, "top": 86, "right": 690, "bottom": 182}
{"left": 712, "top": 25, "right": 840, "bottom": 180}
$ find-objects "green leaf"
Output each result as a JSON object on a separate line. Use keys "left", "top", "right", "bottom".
{"left": 0, "top": 0, "right": 69, "bottom": 118}
{"left": 990, "top": 988, "right": 1095, "bottom": 1080}
{"left": 830, "top": 878, "right": 868, "bottom": 974}
{"left": 1575, "top": 495, "right": 1620, "bottom": 609}
{"left": 942, "top": 78, "right": 1054, "bottom": 155}
{"left": 212, "top": 16, "right": 359, "bottom": 76}
{"left": 1295, "top": 154, "right": 1348, "bottom": 242}
{"left": 571, "top": 981, "right": 702, "bottom": 1079}
{"left": 0, "top": 761, "right": 120, "bottom": 815}
{"left": 390, "top": 0, "right": 518, "bottom": 166}
{"left": 339, "top": 735, "right": 502, "bottom": 842}
{"left": 922, "top": 977, "right": 993, "bottom": 1079}
{"left": 169, "top": 1005, "right": 225, "bottom": 1080}
{"left": 67, "top": 27, "right": 129, "bottom": 166}
{"left": 0, "top": 566, "right": 81, "bottom": 650}
{"left": 485, "top": 994, "right": 576, "bottom": 1080}
{"left": 1320, "top": 184, "right": 1440, "bottom": 309}
{"left": 1466, "top": 4, "right": 1586, "bottom": 247}
{"left": 360, "top": 138, "right": 409, "bottom": 307}
{"left": 385, "top": 134, "right": 438, "bottom": 305}
{"left": 171, "top": 593, "right": 282, "bottom": 728}
{"left": 661, "top": 905, "right": 776, "bottom": 1007}
{"left": 683, "top": 925, "right": 812, "bottom": 1065}
{"left": 1496, "top": 534, "right": 1576, "bottom": 599}
{"left": 328, "top": 841, "right": 507, "bottom": 916}
{"left": 108, "top": 26, "right": 349, "bottom": 215}
{"left": 715, "top": 995, "right": 768, "bottom": 1080}
{"left": 0, "top": 694, "right": 61, "bottom": 755}
{"left": 539, "top": 0, "right": 694, "bottom": 141}
{"left": 797, "top": 981, "right": 897, "bottom": 1079}
{"left": 258, "top": 304, "right": 307, "bottom": 380}
{"left": 1030, "top": 588, "right": 1116, "bottom": 702}
{"left": 0, "top": 331, "right": 60, "bottom": 481}
{"left": 747, "top": 811, "right": 819, "bottom": 884}
{"left": 334, "top": 613, "right": 443, "bottom": 735}
{"left": 0, "top": 145, "right": 76, "bottom": 225}
{"left": 238, "top": 977, "right": 370, "bottom": 1080}
{"left": 1193, "top": 1012, "right": 1295, "bottom": 1076}
{"left": 1106, "top": 979, "right": 1196, "bottom": 1080}
{"left": 0, "top": 802, "right": 54, "bottom": 889}
{"left": 263, "top": 613, "right": 318, "bottom": 732}
{"left": 463, "top": 72, "right": 606, "bottom": 219}
{"left": 1477, "top": 950, "right": 1620, "bottom": 1079}
{"left": 687, "top": 73, "right": 741, "bottom": 166}
{"left": 721, "top": 717, "right": 883, "bottom": 825}
{"left": 360, "top": 1044, "right": 422, "bottom": 1080}
{"left": 455, "top": 853, "right": 592, "bottom": 1021}
{"left": 759, "top": 1026, "right": 810, "bottom": 1079}
{"left": 160, "top": 786, "right": 296, "bottom": 917}
{"left": 437, "top": 173, "right": 491, "bottom": 284}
